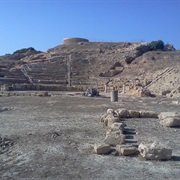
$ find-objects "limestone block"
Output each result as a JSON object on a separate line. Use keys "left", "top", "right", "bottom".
{"left": 138, "top": 141, "right": 172, "bottom": 160}
{"left": 94, "top": 143, "right": 111, "bottom": 154}
{"left": 107, "top": 116, "right": 121, "bottom": 128}
{"left": 100, "top": 113, "right": 108, "bottom": 123}
{"left": 104, "top": 131, "right": 125, "bottom": 146}
{"left": 139, "top": 110, "right": 158, "bottom": 118}
{"left": 107, "top": 108, "right": 114, "bottom": 114}
{"left": 111, "top": 122, "right": 125, "bottom": 132}
{"left": 158, "top": 112, "right": 180, "bottom": 120}
{"left": 115, "top": 108, "right": 128, "bottom": 118}
{"left": 128, "top": 110, "right": 140, "bottom": 118}
{"left": 160, "top": 117, "right": 180, "bottom": 127}
{"left": 116, "top": 145, "right": 139, "bottom": 156}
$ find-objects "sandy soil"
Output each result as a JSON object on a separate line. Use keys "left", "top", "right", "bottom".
{"left": 0, "top": 92, "right": 180, "bottom": 180}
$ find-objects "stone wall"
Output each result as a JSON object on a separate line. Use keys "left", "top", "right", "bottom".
{"left": 63, "top": 37, "right": 89, "bottom": 45}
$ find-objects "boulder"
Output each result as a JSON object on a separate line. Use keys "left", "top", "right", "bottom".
{"left": 107, "top": 108, "right": 114, "bottom": 114}
{"left": 104, "top": 131, "right": 125, "bottom": 146}
{"left": 101, "top": 111, "right": 121, "bottom": 127}
{"left": 138, "top": 141, "right": 172, "bottom": 160}
{"left": 158, "top": 112, "right": 180, "bottom": 120}
{"left": 158, "top": 112, "right": 180, "bottom": 127}
{"left": 110, "top": 122, "right": 125, "bottom": 133}
{"left": 128, "top": 110, "right": 140, "bottom": 118}
{"left": 94, "top": 143, "right": 111, "bottom": 154}
{"left": 139, "top": 110, "right": 158, "bottom": 118}
{"left": 107, "top": 116, "right": 121, "bottom": 127}
{"left": 160, "top": 117, "right": 180, "bottom": 127}
{"left": 115, "top": 108, "right": 128, "bottom": 118}
{"left": 116, "top": 144, "right": 139, "bottom": 156}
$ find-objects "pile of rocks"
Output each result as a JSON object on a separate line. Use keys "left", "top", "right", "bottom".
{"left": 84, "top": 88, "right": 99, "bottom": 97}
{"left": 94, "top": 108, "right": 173, "bottom": 161}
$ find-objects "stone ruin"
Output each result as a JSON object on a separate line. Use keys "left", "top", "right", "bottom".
{"left": 93, "top": 108, "right": 180, "bottom": 161}
{"left": 63, "top": 37, "right": 89, "bottom": 45}
{"left": 0, "top": 38, "right": 179, "bottom": 98}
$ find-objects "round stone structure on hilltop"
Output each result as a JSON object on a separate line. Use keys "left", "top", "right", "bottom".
{"left": 63, "top": 37, "right": 89, "bottom": 45}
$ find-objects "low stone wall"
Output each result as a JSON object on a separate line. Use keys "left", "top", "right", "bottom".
{"left": 0, "top": 84, "right": 86, "bottom": 92}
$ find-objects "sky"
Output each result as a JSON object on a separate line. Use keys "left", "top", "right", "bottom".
{"left": 0, "top": 0, "right": 180, "bottom": 55}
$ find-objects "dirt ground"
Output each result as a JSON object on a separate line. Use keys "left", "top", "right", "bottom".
{"left": 0, "top": 92, "right": 180, "bottom": 180}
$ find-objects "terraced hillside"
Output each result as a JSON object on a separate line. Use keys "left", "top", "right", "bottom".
{"left": 0, "top": 39, "right": 180, "bottom": 96}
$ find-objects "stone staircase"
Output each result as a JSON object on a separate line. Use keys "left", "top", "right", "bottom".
{"left": 21, "top": 57, "right": 67, "bottom": 85}
{"left": 145, "top": 66, "right": 180, "bottom": 95}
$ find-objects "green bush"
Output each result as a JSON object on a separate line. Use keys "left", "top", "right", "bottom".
{"left": 150, "top": 40, "right": 164, "bottom": 51}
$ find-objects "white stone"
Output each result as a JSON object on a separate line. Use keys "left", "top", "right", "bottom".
{"left": 115, "top": 108, "right": 128, "bottom": 118}
{"left": 107, "top": 109, "right": 114, "bottom": 114}
{"left": 158, "top": 112, "right": 180, "bottom": 120}
{"left": 158, "top": 112, "right": 180, "bottom": 127}
{"left": 104, "top": 131, "right": 125, "bottom": 146}
{"left": 160, "top": 117, "right": 180, "bottom": 127}
{"left": 111, "top": 122, "right": 125, "bottom": 132}
{"left": 138, "top": 141, "right": 172, "bottom": 160}
{"left": 139, "top": 110, "right": 158, "bottom": 118}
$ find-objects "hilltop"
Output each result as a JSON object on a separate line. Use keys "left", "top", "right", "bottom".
{"left": 0, "top": 38, "right": 179, "bottom": 97}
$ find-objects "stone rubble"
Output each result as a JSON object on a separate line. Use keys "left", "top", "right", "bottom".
{"left": 95, "top": 108, "right": 173, "bottom": 161}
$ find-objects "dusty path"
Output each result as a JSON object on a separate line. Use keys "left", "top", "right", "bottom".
{"left": 0, "top": 93, "right": 180, "bottom": 179}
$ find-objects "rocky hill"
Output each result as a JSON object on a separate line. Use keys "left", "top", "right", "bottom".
{"left": 0, "top": 38, "right": 179, "bottom": 97}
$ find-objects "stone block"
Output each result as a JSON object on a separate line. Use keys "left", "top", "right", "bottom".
{"left": 160, "top": 117, "right": 180, "bottom": 127}
{"left": 139, "top": 110, "right": 158, "bottom": 118}
{"left": 128, "top": 110, "right": 140, "bottom": 118}
{"left": 138, "top": 141, "right": 172, "bottom": 160}
{"left": 158, "top": 112, "right": 180, "bottom": 120}
{"left": 116, "top": 145, "right": 139, "bottom": 156}
{"left": 94, "top": 143, "right": 111, "bottom": 154}
{"left": 158, "top": 112, "right": 180, "bottom": 127}
{"left": 104, "top": 131, "right": 125, "bottom": 146}
{"left": 111, "top": 122, "right": 125, "bottom": 132}
{"left": 107, "top": 108, "right": 114, "bottom": 114}
{"left": 107, "top": 116, "right": 121, "bottom": 127}
{"left": 115, "top": 108, "right": 128, "bottom": 118}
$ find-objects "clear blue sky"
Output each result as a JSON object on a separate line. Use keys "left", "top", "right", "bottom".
{"left": 0, "top": 0, "right": 180, "bottom": 55}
